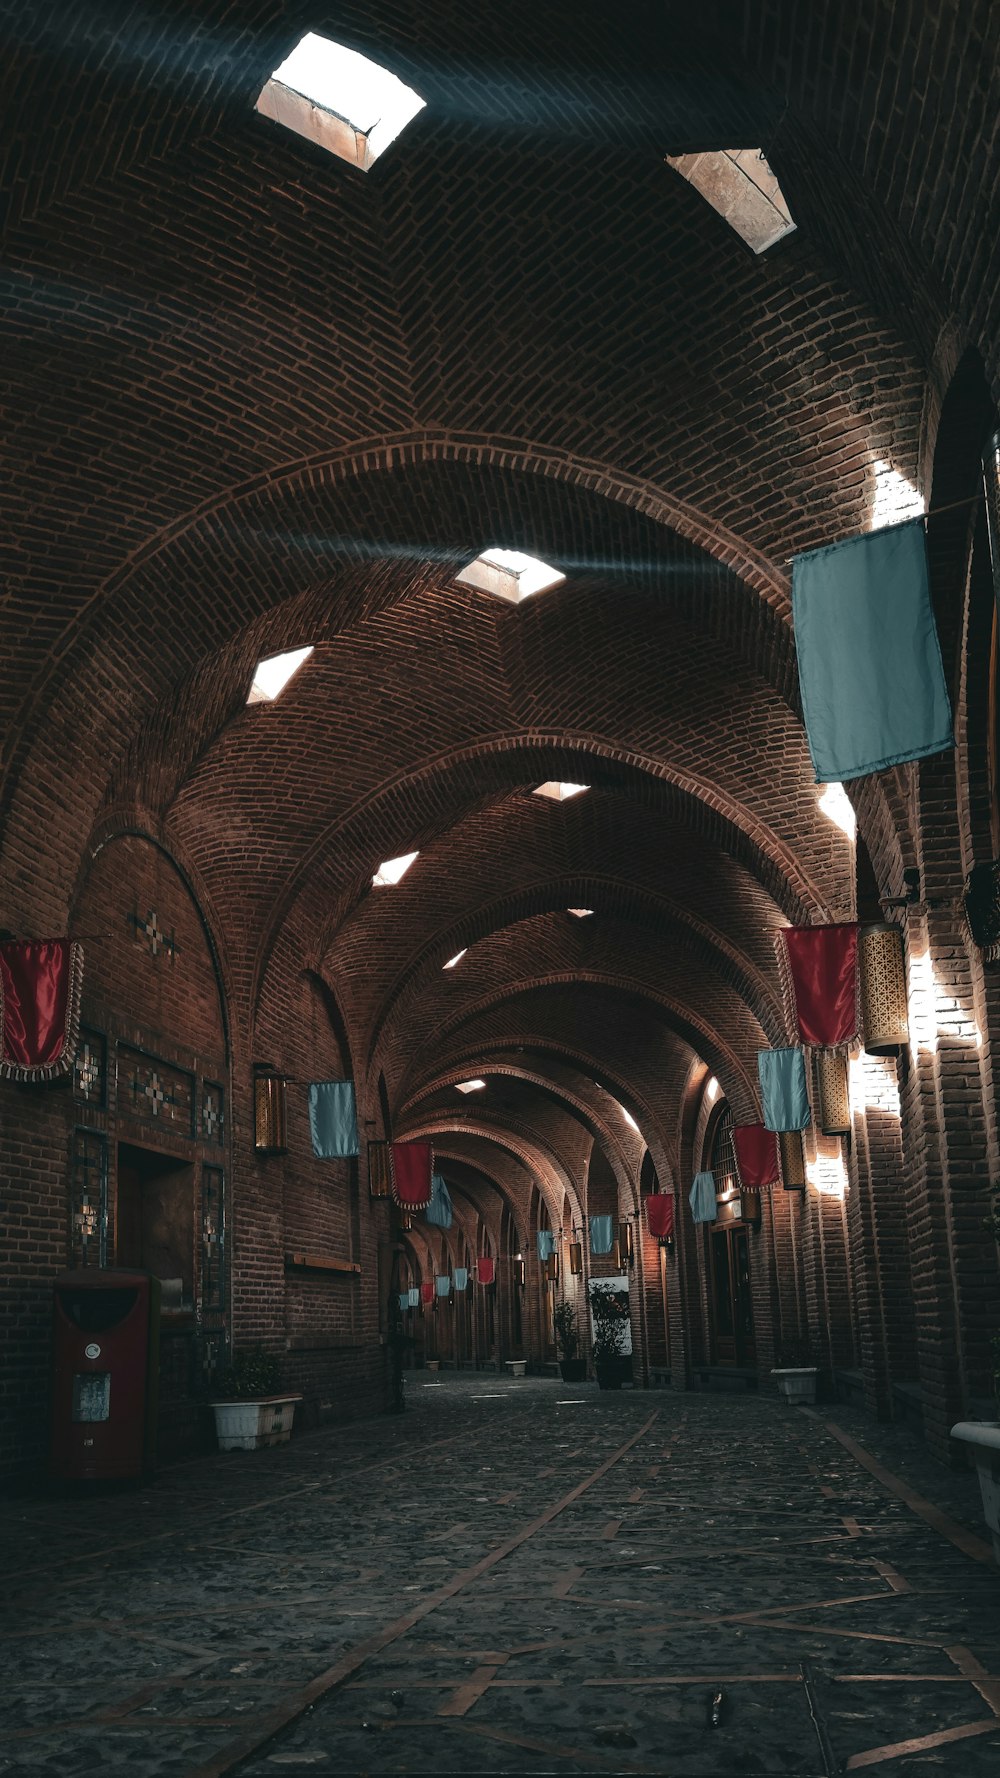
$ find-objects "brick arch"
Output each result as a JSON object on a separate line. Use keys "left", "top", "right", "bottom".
{"left": 406, "top": 1121, "right": 568, "bottom": 1234}
{"left": 363, "top": 874, "right": 788, "bottom": 1080}
{"left": 402, "top": 974, "right": 762, "bottom": 1122}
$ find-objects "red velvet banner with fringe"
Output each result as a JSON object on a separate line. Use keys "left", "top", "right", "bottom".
{"left": 390, "top": 1141, "right": 433, "bottom": 1209}
{"left": 733, "top": 1123, "right": 780, "bottom": 1188}
{"left": 420, "top": 1280, "right": 435, "bottom": 1304}
{"left": 645, "top": 1195, "right": 674, "bottom": 1239}
{"left": 782, "top": 924, "right": 859, "bottom": 1047}
{"left": 476, "top": 1256, "right": 496, "bottom": 1285}
{"left": 0, "top": 940, "right": 84, "bottom": 1082}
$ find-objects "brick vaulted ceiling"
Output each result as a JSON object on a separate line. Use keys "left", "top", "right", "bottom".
{"left": 4, "top": 2, "right": 997, "bottom": 1183}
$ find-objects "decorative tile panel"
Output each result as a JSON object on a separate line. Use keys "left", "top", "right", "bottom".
{"left": 71, "top": 1128, "right": 108, "bottom": 1267}
{"left": 127, "top": 905, "right": 178, "bottom": 960}
{"left": 73, "top": 1027, "right": 107, "bottom": 1108}
{"left": 201, "top": 1165, "right": 225, "bottom": 1310}
{"left": 118, "top": 1045, "right": 195, "bottom": 1137}
{"left": 200, "top": 1081, "right": 225, "bottom": 1147}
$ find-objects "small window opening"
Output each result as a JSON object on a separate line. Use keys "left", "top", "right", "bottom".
{"left": 534, "top": 782, "right": 589, "bottom": 801}
{"left": 372, "top": 851, "right": 418, "bottom": 887}
{"left": 256, "top": 32, "right": 425, "bottom": 171}
{"left": 247, "top": 645, "right": 313, "bottom": 704}
{"left": 456, "top": 549, "right": 565, "bottom": 605}
{"left": 665, "top": 149, "right": 795, "bottom": 253}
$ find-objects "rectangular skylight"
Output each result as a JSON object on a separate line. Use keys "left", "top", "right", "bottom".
{"left": 247, "top": 645, "right": 314, "bottom": 704}
{"left": 534, "top": 782, "right": 589, "bottom": 802}
{"left": 372, "top": 850, "right": 418, "bottom": 887}
{"left": 443, "top": 950, "right": 467, "bottom": 969}
{"left": 456, "top": 549, "right": 565, "bottom": 605}
{"left": 567, "top": 908, "right": 594, "bottom": 918}
{"left": 666, "top": 149, "right": 795, "bottom": 253}
{"left": 256, "top": 32, "right": 425, "bottom": 171}
{"left": 456, "top": 1079, "right": 486, "bottom": 1094}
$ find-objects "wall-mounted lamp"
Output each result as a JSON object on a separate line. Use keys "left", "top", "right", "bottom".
{"left": 569, "top": 1240, "right": 583, "bottom": 1275}
{"left": 544, "top": 1253, "right": 559, "bottom": 1284}
{"left": 253, "top": 1065, "right": 287, "bottom": 1153}
{"left": 618, "top": 1220, "right": 634, "bottom": 1271}
{"left": 513, "top": 1256, "right": 525, "bottom": 1289}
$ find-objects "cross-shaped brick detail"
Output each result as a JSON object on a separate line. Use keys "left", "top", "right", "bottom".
{"left": 75, "top": 1044, "right": 100, "bottom": 1100}
{"left": 202, "top": 1092, "right": 221, "bottom": 1139}
{"left": 144, "top": 1071, "right": 166, "bottom": 1116}
{"left": 128, "top": 908, "right": 178, "bottom": 959}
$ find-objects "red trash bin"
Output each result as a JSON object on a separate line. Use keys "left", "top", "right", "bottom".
{"left": 51, "top": 1269, "right": 160, "bottom": 1480}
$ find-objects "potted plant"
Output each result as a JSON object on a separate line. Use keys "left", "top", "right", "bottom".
{"left": 210, "top": 1347, "right": 302, "bottom": 1451}
{"left": 951, "top": 1331, "right": 1000, "bottom": 1563}
{"left": 590, "top": 1287, "right": 633, "bottom": 1389}
{"left": 554, "top": 1300, "right": 587, "bottom": 1382}
{"left": 771, "top": 1335, "right": 818, "bottom": 1405}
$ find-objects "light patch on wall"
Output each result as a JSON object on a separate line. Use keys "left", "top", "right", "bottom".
{"left": 456, "top": 549, "right": 565, "bottom": 604}
{"left": 247, "top": 645, "right": 314, "bottom": 704}
{"left": 705, "top": 1076, "right": 721, "bottom": 1104}
{"left": 806, "top": 1143, "right": 848, "bottom": 1199}
{"left": 616, "top": 1104, "right": 640, "bottom": 1132}
{"left": 534, "top": 782, "right": 589, "bottom": 801}
{"left": 256, "top": 32, "right": 425, "bottom": 170}
{"left": 818, "top": 781, "right": 857, "bottom": 842}
{"left": 849, "top": 1052, "right": 901, "bottom": 1119}
{"left": 443, "top": 950, "right": 466, "bottom": 969}
{"left": 372, "top": 850, "right": 418, "bottom": 887}
{"left": 907, "top": 948, "right": 938, "bottom": 1055}
{"left": 871, "top": 460, "right": 925, "bottom": 532}
{"left": 665, "top": 148, "right": 795, "bottom": 253}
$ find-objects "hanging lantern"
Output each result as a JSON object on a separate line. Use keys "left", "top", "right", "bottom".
{"left": 813, "top": 1049, "right": 851, "bottom": 1135}
{"left": 367, "top": 1140, "right": 391, "bottom": 1198}
{"left": 544, "top": 1253, "right": 559, "bottom": 1283}
{"left": 254, "top": 1067, "right": 287, "bottom": 1153}
{"left": 739, "top": 1190, "right": 762, "bottom": 1228}
{"left": 569, "top": 1240, "right": 583, "bottom": 1275}
{"left": 779, "top": 1130, "right": 806, "bottom": 1191}
{"left": 858, "top": 922, "right": 909, "bottom": 1055}
{"left": 618, "top": 1221, "right": 634, "bottom": 1270}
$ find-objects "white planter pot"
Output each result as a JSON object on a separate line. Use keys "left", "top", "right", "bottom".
{"left": 211, "top": 1394, "right": 302, "bottom": 1452}
{"left": 951, "top": 1420, "right": 1000, "bottom": 1563}
{"left": 505, "top": 1360, "right": 527, "bottom": 1377}
{"left": 772, "top": 1367, "right": 817, "bottom": 1405}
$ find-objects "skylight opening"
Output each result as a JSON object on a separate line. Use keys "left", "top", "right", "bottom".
{"left": 443, "top": 950, "right": 467, "bottom": 970}
{"left": 665, "top": 149, "right": 796, "bottom": 253}
{"left": 456, "top": 1079, "right": 486, "bottom": 1094}
{"left": 534, "top": 782, "right": 590, "bottom": 802}
{"left": 246, "top": 645, "right": 314, "bottom": 704}
{"left": 456, "top": 548, "right": 565, "bottom": 605}
{"left": 619, "top": 1106, "right": 640, "bottom": 1133}
{"left": 256, "top": 31, "right": 425, "bottom": 171}
{"left": 706, "top": 1076, "right": 721, "bottom": 1104}
{"left": 372, "top": 850, "right": 418, "bottom": 887}
{"left": 567, "top": 908, "right": 594, "bottom": 918}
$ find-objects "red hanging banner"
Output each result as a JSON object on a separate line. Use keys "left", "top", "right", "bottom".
{"left": 781, "top": 924, "right": 859, "bottom": 1047}
{"left": 733, "top": 1123, "right": 780, "bottom": 1188}
{"left": 644, "top": 1195, "right": 674, "bottom": 1239}
{"left": 420, "top": 1280, "right": 435, "bottom": 1304}
{"left": 0, "top": 940, "right": 84, "bottom": 1082}
{"left": 475, "top": 1256, "right": 496, "bottom": 1286}
{"left": 390, "top": 1141, "right": 433, "bottom": 1209}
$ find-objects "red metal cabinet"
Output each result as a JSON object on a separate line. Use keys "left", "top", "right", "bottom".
{"left": 51, "top": 1270, "right": 160, "bottom": 1480}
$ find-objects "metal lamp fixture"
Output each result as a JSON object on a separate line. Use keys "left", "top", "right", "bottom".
{"left": 569, "top": 1239, "right": 583, "bottom": 1275}
{"left": 253, "top": 1065, "right": 287, "bottom": 1153}
{"left": 618, "top": 1220, "right": 634, "bottom": 1271}
{"left": 513, "top": 1255, "right": 525, "bottom": 1289}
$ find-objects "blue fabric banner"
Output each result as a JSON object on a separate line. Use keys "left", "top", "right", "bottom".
{"left": 397, "top": 1292, "right": 409, "bottom": 1313}
{"left": 454, "top": 1267, "right": 469, "bottom": 1291}
{"left": 426, "top": 1173, "right": 454, "bottom": 1229}
{"left": 689, "top": 1171, "right": 717, "bottom": 1224}
{"left": 435, "top": 1273, "right": 451, "bottom": 1298}
{"left": 536, "top": 1229, "right": 556, "bottom": 1261}
{"left": 407, "top": 1286, "right": 420, "bottom": 1308}
{"left": 758, "top": 1048, "right": 811, "bottom": 1132}
{"left": 792, "top": 517, "right": 953, "bottom": 782}
{"left": 590, "top": 1215, "right": 614, "bottom": 1256}
{"left": 308, "top": 1080, "right": 360, "bottom": 1158}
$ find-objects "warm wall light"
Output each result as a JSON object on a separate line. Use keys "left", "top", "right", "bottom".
{"left": 618, "top": 1221, "right": 634, "bottom": 1269}
{"left": 254, "top": 1067, "right": 287, "bottom": 1153}
{"left": 569, "top": 1240, "right": 583, "bottom": 1275}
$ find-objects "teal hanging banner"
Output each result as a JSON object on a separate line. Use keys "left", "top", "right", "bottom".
{"left": 589, "top": 1215, "right": 614, "bottom": 1256}
{"left": 536, "top": 1229, "right": 555, "bottom": 1261}
{"left": 308, "top": 1081, "right": 360, "bottom": 1158}
{"left": 758, "top": 1048, "right": 811, "bottom": 1132}
{"left": 454, "top": 1267, "right": 469, "bottom": 1291}
{"left": 792, "top": 517, "right": 952, "bottom": 782}
{"left": 689, "top": 1171, "right": 717, "bottom": 1224}
{"left": 426, "top": 1173, "right": 453, "bottom": 1229}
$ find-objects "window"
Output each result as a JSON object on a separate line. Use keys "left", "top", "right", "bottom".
{"left": 256, "top": 32, "right": 425, "bottom": 171}
{"left": 443, "top": 950, "right": 466, "bottom": 969}
{"left": 534, "top": 782, "right": 589, "bottom": 801}
{"left": 567, "top": 908, "right": 594, "bottom": 918}
{"left": 455, "top": 1079, "right": 486, "bottom": 1094}
{"left": 456, "top": 549, "right": 565, "bottom": 605}
{"left": 372, "top": 850, "right": 418, "bottom": 887}
{"left": 247, "top": 645, "right": 313, "bottom": 704}
{"left": 665, "top": 149, "right": 795, "bottom": 253}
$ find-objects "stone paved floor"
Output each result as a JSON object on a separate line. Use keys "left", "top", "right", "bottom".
{"left": 2, "top": 1378, "right": 999, "bottom": 1777}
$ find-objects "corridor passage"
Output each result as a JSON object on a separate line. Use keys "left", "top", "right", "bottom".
{"left": 3, "top": 1379, "right": 999, "bottom": 1778}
